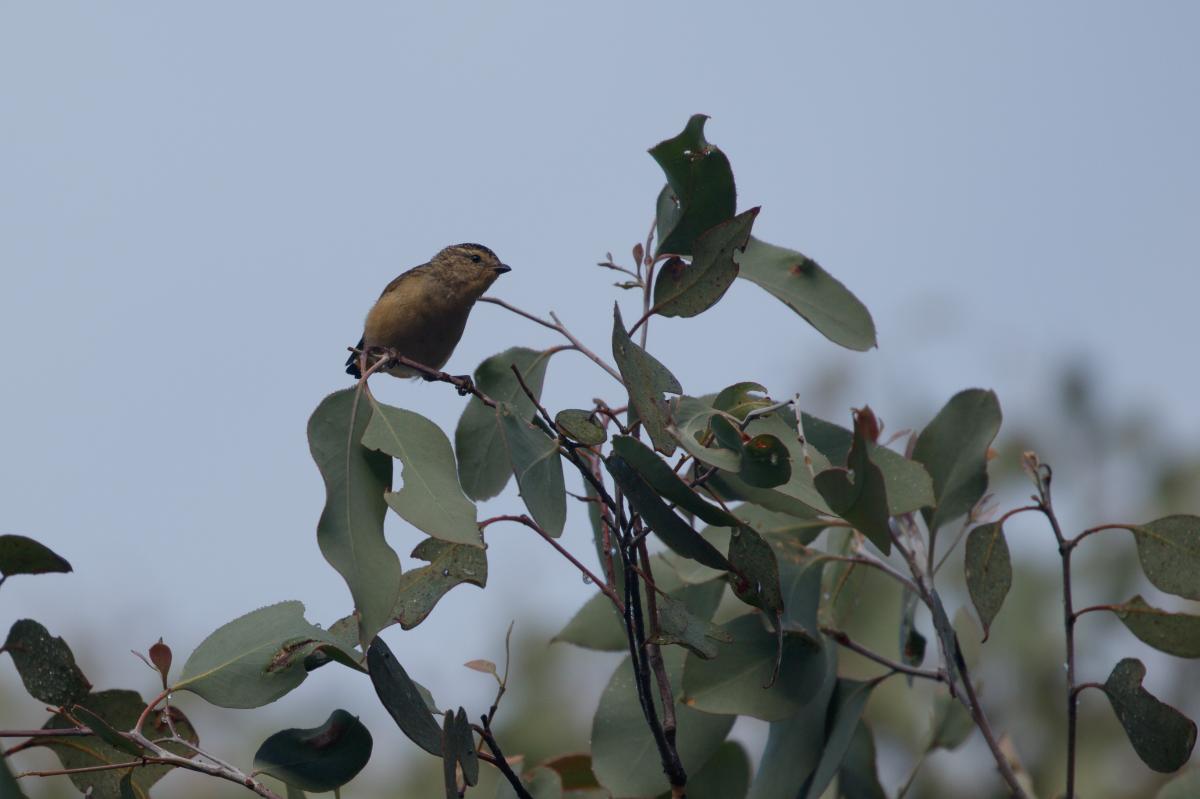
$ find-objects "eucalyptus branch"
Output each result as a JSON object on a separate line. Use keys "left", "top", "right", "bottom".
{"left": 820, "top": 626, "right": 945, "bottom": 683}
{"left": 349, "top": 346, "right": 496, "bottom": 405}
{"left": 636, "top": 539, "right": 679, "bottom": 748}
{"left": 478, "top": 296, "right": 624, "bottom": 383}
{"left": 474, "top": 717, "right": 533, "bottom": 799}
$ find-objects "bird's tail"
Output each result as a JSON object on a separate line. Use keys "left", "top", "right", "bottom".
{"left": 346, "top": 337, "right": 364, "bottom": 379}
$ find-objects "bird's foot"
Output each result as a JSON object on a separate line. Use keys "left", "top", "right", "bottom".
{"left": 451, "top": 375, "right": 475, "bottom": 396}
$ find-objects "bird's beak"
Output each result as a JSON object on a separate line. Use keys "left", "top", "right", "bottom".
{"left": 493, "top": 264, "right": 512, "bottom": 274}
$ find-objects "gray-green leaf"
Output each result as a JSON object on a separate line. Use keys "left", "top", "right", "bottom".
{"left": 653, "top": 208, "right": 758, "bottom": 318}
{"left": 913, "top": 389, "right": 1002, "bottom": 533}
{"left": 1127, "top": 516, "right": 1200, "bottom": 600}
{"left": 308, "top": 388, "right": 400, "bottom": 648}
{"left": 363, "top": 401, "right": 481, "bottom": 547}
{"left": 649, "top": 114, "right": 737, "bottom": 257}
{"left": 3, "top": 619, "right": 91, "bottom": 707}
{"left": 612, "top": 304, "right": 682, "bottom": 455}
{"left": 252, "top": 710, "right": 373, "bottom": 793}
{"left": 964, "top": 521, "right": 1011, "bottom": 641}
{"left": 393, "top": 538, "right": 487, "bottom": 630}
{"left": 1102, "top": 658, "right": 1197, "bottom": 772}
{"left": 498, "top": 403, "right": 566, "bottom": 538}
{"left": 455, "top": 347, "right": 555, "bottom": 500}
{"left": 0, "top": 535, "right": 71, "bottom": 579}
{"left": 1114, "top": 595, "right": 1200, "bottom": 658}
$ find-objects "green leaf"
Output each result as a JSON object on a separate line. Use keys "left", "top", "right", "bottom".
{"left": 748, "top": 643, "right": 838, "bottom": 799}
{"left": 441, "top": 712, "right": 456, "bottom": 799}
{"left": 612, "top": 304, "right": 682, "bottom": 455}
{"left": 728, "top": 525, "right": 784, "bottom": 617}
{"left": 455, "top": 347, "right": 555, "bottom": 500}
{"left": 709, "top": 471, "right": 822, "bottom": 519}
{"left": 736, "top": 236, "right": 876, "bottom": 351}
{"left": 37, "top": 690, "right": 198, "bottom": 798}
{"left": 366, "top": 637, "right": 443, "bottom": 756}
{"left": 1127, "top": 516, "right": 1200, "bottom": 600}
{"left": 498, "top": 403, "right": 567, "bottom": 537}
{"left": 1102, "top": 657, "right": 1197, "bottom": 772}
{"left": 253, "top": 710, "right": 372, "bottom": 793}
{"left": 814, "top": 413, "right": 892, "bottom": 554}
{"left": 664, "top": 741, "right": 750, "bottom": 799}
{"left": 555, "top": 409, "right": 607, "bottom": 446}
{"left": 175, "top": 601, "right": 336, "bottom": 708}
{"left": 606, "top": 454, "right": 730, "bottom": 570}
{"left": 308, "top": 388, "right": 401, "bottom": 647}
{"left": 71, "top": 705, "right": 144, "bottom": 757}
{"left": 611, "top": 435, "right": 739, "bottom": 527}
{"left": 653, "top": 208, "right": 758, "bottom": 318}
{"left": 713, "top": 382, "right": 773, "bottom": 420}
{"left": 591, "top": 648, "right": 734, "bottom": 797}
{"left": 0, "top": 535, "right": 71, "bottom": 579}
{"left": 683, "top": 614, "right": 824, "bottom": 720}
{"left": 1114, "top": 595, "right": 1200, "bottom": 658}
{"left": 649, "top": 114, "right": 737, "bottom": 256}
{"left": 778, "top": 552, "right": 827, "bottom": 638}
{"left": 803, "top": 678, "right": 880, "bottom": 799}
{"left": 963, "top": 521, "right": 1011, "bottom": 641}
{"left": 0, "top": 754, "right": 28, "bottom": 799}
{"left": 3, "top": 619, "right": 90, "bottom": 706}
{"left": 801, "top": 411, "right": 933, "bottom": 515}
{"left": 740, "top": 413, "right": 831, "bottom": 514}
{"left": 451, "top": 708, "right": 479, "bottom": 786}
{"left": 541, "top": 753, "right": 603, "bottom": 791}
{"left": 363, "top": 400, "right": 481, "bottom": 547}
{"left": 739, "top": 433, "right": 792, "bottom": 488}
{"left": 838, "top": 722, "right": 887, "bottom": 799}
{"left": 912, "top": 389, "right": 1002, "bottom": 533}
{"left": 393, "top": 538, "right": 487, "bottom": 630}
{"left": 898, "top": 588, "right": 926, "bottom": 680}
{"left": 651, "top": 591, "right": 733, "bottom": 659}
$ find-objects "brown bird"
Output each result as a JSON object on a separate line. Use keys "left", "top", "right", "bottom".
{"left": 346, "top": 243, "right": 511, "bottom": 379}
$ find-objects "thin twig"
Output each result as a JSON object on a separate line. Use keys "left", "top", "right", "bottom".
{"left": 479, "top": 515, "right": 623, "bottom": 612}
{"left": 474, "top": 718, "right": 533, "bottom": 799}
{"left": 821, "top": 627, "right": 945, "bottom": 682}
{"left": 478, "top": 297, "right": 624, "bottom": 384}
{"left": 637, "top": 540, "right": 679, "bottom": 749}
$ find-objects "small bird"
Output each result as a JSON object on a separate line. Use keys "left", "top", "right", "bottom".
{"left": 346, "top": 243, "right": 511, "bottom": 379}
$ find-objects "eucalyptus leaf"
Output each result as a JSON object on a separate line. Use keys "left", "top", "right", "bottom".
{"left": 175, "top": 601, "right": 337, "bottom": 708}
{"left": 664, "top": 741, "right": 750, "bottom": 799}
{"left": 727, "top": 525, "right": 784, "bottom": 617}
{"left": 1127, "top": 516, "right": 1200, "bottom": 600}
{"left": 814, "top": 412, "right": 892, "bottom": 554}
{"left": 739, "top": 433, "right": 792, "bottom": 488}
{"left": 555, "top": 408, "right": 607, "bottom": 445}
{"left": 366, "top": 637, "right": 443, "bottom": 756}
{"left": 1114, "top": 595, "right": 1200, "bottom": 658}
{"left": 651, "top": 591, "right": 732, "bottom": 659}
{"left": 308, "top": 388, "right": 400, "bottom": 647}
{"left": 649, "top": 114, "right": 737, "bottom": 256}
{"left": 611, "top": 435, "right": 738, "bottom": 527}
{"left": 606, "top": 454, "right": 730, "bottom": 570}
{"left": 452, "top": 708, "right": 479, "bottom": 786}
{"left": 363, "top": 401, "right": 481, "bottom": 547}
{"left": 70, "top": 705, "right": 144, "bottom": 757}
{"left": 1102, "top": 658, "right": 1197, "bottom": 772}
{"left": 713, "top": 382, "right": 772, "bottom": 420}
{"left": 4, "top": 619, "right": 91, "bottom": 706}
{"left": 653, "top": 208, "right": 757, "bottom": 318}
{"left": 591, "top": 648, "right": 734, "bottom": 797}
{"left": 455, "top": 347, "right": 555, "bottom": 500}
{"left": 498, "top": 402, "right": 567, "bottom": 538}
{"left": 838, "top": 722, "right": 887, "bottom": 799}
{"left": 927, "top": 694, "right": 974, "bottom": 752}
{"left": 803, "top": 678, "right": 881, "bottom": 799}
{"left": 0, "top": 535, "right": 71, "bottom": 579}
{"left": 683, "top": 614, "right": 824, "bottom": 720}
{"left": 612, "top": 304, "right": 682, "bottom": 455}
{"left": 253, "top": 710, "right": 373, "bottom": 793}
{"left": 393, "top": 538, "right": 487, "bottom": 630}
{"left": 913, "top": 389, "right": 1002, "bottom": 533}
{"left": 964, "top": 521, "right": 1011, "bottom": 641}
{"left": 0, "top": 755, "right": 28, "bottom": 799}
{"left": 736, "top": 236, "right": 876, "bottom": 351}
{"left": 37, "top": 690, "right": 197, "bottom": 798}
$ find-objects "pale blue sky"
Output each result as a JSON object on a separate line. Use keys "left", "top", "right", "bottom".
{"left": 2, "top": 2, "right": 1198, "bottom": 794}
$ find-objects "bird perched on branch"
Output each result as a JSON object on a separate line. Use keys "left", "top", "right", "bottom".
{"left": 346, "top": 243, "right": 511, "bottom": 378}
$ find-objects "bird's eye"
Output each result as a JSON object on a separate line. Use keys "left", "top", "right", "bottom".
{"left": 470, "top": 254, "right": 482, "bottom": 263}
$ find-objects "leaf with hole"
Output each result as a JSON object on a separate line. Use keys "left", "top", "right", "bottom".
{"left": 455, "top": 347, "right": 555, "bottom": 500}
{"left": 253, "top": 710, "right": 373, "bottom": 793}
{"left": 1102, "top": 657, "right": 1197, "bottom": 772}
{"left": 308, "top": 388, "right": 400, "bottom": 647}
{"left": 650, "top": 114, "right": 737, "bottom": 256}
{"left": 393, "top": 538, "right": 487, "bottom": 630}
{"left": 653, "top": 208, "right": 758, "bottom": 318}
{"left": 363, "top": 400, "right": 481, "bottom": 547}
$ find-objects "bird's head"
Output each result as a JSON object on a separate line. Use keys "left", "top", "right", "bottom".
{"left": 430, "top": 243, "right": 511, "bottom": 295}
